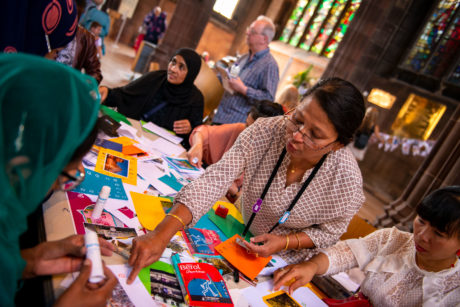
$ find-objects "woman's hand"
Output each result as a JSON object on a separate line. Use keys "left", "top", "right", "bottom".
{"left": 127, "top": 231, "right": 170, "bottom": 284}
{"left": 242, "top": 233, "right": 286, "bottom": 258}
{"left": 54, "top": 259, "right": 118, "bottom": 307}
{"left": 272, "top": 262, "right": 318, "bottom": 294}
{"left": 98, "top": 86, "right": 109, "bottom": 103}
{"left": 187, "top": 143, "right": 203, "bottom": 168}
{"left": 21, "top": 235, "right": 114, "bottom": 278}
{"left": 173, "top": 119, "right": 192, "bottom": 135}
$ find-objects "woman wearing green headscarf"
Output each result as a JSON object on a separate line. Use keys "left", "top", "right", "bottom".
{"left": 0, "top": 53, "right": 116, "bottom": 306}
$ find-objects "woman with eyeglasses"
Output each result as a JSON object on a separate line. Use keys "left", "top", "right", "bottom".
{"left": 125, "top": 77, "right": 365, "bottom": 284}
{"left": 0, "top": 53, "right": 116, "bottom": 307}
{"left": 273, "top": 186, "right": 460, "bottom": 306}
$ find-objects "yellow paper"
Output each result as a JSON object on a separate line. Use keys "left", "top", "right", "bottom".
{"left": 94, "top": 148, "right": 137, "bottom": 185}
{"left": 110, "top": 136, "right": 139, "bottom": 146}
{"left": 212, "top": 201, "right": 244, "bottom": 224}
{"left": 131, "top": 192, "right": 166, "bottom": 230}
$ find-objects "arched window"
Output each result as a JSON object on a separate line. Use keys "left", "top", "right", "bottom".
{"left": 398, "top": 0, "right": 459, "bottom": 94}
{"left": 279, "top": 0, "right": 362, "bottom": 58}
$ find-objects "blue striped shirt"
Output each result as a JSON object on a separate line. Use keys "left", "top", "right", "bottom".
{"left": 213, "top": 48, "right": 279, "bottom": 124}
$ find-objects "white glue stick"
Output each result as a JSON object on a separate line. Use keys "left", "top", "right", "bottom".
{"left": 84, "top": 229, "right": 105, "bottom": 283}
{"left": 92, "top": 186, "right": 111, "bottom": 220}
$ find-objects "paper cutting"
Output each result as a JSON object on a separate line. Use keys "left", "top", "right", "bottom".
{"left": 95, "top": 148, "right": 137, "bottom": 185}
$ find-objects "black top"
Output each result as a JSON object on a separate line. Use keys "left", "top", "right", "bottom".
{"left": 104, "top": 48, "right": 204, "bottom": 148}
{"left": 104, "top": 70, "right": 204, "bottom": 146}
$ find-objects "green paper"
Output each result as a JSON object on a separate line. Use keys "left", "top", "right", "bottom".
{"left": 100, "top": 105, "right": 131, "bottom": 125}
{"left": 138, "top": 261, "right": 175, "bottom": 294}
{"left": 208, "top": 210, "right": 253, "bottom": 241}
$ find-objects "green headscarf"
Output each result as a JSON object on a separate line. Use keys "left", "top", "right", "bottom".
{"left": 0, "top": 53, "right": 100, "bottom": 306}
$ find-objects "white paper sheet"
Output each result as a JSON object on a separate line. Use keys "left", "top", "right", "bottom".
{"left": 150, "top": 138, "right": 185, "bottom": 157}
{"left": 258, "top": 255, "right": 288, "bottom": 276}
{"left": 142, "top": 122, "right": 183, "bottom": 145}
{"left": 117, "top": 121, "right": 140, "bottom": 140}
{"left": 242, "top": 279, "right": 327, "bottom": 307}
{"left": 108, "top": 264, "right": 160, "bottom": 307}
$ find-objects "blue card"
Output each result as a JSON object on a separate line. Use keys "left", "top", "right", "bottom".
{"left": 101, "top": 140, "right": 123, "bottom": 152}
{"left": 158, "top": 174, "right": 184, "bottom": 192}
{"left": 71, "top": 169, "right": 128, "bottom": 200}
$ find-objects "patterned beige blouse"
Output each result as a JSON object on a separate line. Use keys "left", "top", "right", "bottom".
{"left": 322, "top": 227, "right": 460, "bottom": 306}
{"left": 175, "top": 116, "right": 364, "bottom": 263}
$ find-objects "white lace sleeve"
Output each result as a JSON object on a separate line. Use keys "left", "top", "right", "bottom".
{"left": 322, "top": 228, "right": 396, "bottom": 275}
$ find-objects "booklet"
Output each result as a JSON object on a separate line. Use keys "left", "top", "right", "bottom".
{"left": 171, "top": 253, "right": 233, "bottom": 307}
{"left": 182, "top": 228, "right": 222, "bottom": 258}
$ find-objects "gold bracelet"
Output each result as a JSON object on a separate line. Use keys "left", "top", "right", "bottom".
{"left": 284, "top": 235, "right": 290, "bottom": 251}
{"left": 294, "top": 232, "right": 301, "bottom": 250}
{"left": 166, "top": 213, "right": 186, "bottom": 229}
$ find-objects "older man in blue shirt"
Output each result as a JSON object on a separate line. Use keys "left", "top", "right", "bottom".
{"left": 213, "top": 16, "right": 280, "bottom": 124}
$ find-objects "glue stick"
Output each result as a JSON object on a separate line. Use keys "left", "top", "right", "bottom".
{"left": 84, "top": 229, "right": 105, "bottom": 283}
{"left": 92, "top": 186, "right": 111, "bottom": 220}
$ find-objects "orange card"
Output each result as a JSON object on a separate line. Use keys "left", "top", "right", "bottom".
{"left": 122, "top": 144, "right": 146, "bottom": 156}
{"left": 215, "top": 234, "right": 271, "bottom": 280}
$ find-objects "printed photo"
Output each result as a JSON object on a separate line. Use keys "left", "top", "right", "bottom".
{"left": 263, "top": 291, "right": 302, "bottom": 307}
{"left": 104, "top": 153, "right": 129, "bottom": 177}
{"left": 84, "top": 223, "right": 137, "bottom": 239}
{"left": 150, "top": 269, "right": 184, "bottom": 305}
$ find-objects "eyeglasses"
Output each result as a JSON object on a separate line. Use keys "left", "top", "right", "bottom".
{"left": 59, "top": 170, "right": 85, "bottom": 191}
{"left": 246, "top": 27, "right": 264, "bottom": 36}
{"left": 284, "top": 109, "right": 337, "bottom": 151}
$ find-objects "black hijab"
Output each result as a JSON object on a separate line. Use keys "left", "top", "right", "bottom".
{"left": 161, "top": 48, "right": 202, "bottom": 106}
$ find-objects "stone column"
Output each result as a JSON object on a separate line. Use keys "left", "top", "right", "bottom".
{"left": 152, "top": 0, "right": 216, "bottom": 69}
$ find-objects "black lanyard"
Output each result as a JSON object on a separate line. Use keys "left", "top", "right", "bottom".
{"left": 242, "top": 148, "right": 328, "bottom": 236}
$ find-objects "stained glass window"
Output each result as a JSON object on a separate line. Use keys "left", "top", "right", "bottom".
{"left": 279, "top": 0, "right": 361, "bottom": 58}
{"left": 402, "top": 0, "right": 459, "bottom": 75}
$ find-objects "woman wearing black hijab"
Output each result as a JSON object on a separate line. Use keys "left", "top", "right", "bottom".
{"left": 100, "top": 48, "right": 204, "bottom": 147}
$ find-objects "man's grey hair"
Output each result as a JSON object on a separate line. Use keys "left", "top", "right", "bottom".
{"left": 256, "top": 15, "right": 275, "bottom": 42}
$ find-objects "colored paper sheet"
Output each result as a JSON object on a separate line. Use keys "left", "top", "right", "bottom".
{"left": 71, "top": 169, "right": 128, "bottom": 200}
{"left": 212, "top": 201, "right": 244, "bottom": 224}
{"left": 215, "top": 234, "right": 271, "bottom": 280}
{"left": 139, "top": 261, "right": 176, "bottom": 295}
{"left": 110, "top": 136, "right": 138, "bottom": 146}
{"left": 67, "top": 191, "right": 123, "bottom": 234}
{"left": 196, "top": 213, "right": 228, "bottom": 242}
{"left": 158, "top": 174, "right": 183, "bottom": 192}
{"left": 142, "top": 121, "right": 183, "bottom": 145}
{"left": 101, "top": 140, "right": 123, "bottom": 152}
{"left": 100, "top": 105, "right": 132, "bottom": 126}
{"left": 208, "top": 209, "right": 252, "bottom": 241}
{"left": 122, "top": 144, "right": 146, "bottom": 156}
{"left": 130, "top": 192, "right": 165, "bottom": 230}
{"left": 95, "top": 148, "right": 137, "bottom": 185}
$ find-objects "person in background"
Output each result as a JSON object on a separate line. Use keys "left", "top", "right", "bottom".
{"left": 0, "top": 53, "right": 116, "bottom": 307}
{"left": 273, "top": 186, "right": 460, "bottom": 306}
{"left": 126, "top": 77, "right": 366, "bottom": 284}
{"left": 187, "top": 100, "right": 284, "bottom": 203}
{"left": 212, "top": 16, "right": 279, "bottom": 124}
{"left": 79, "top": 0, "right": 110, "bottom": 55}
{"left": 348, "top": 106, "right": 382, "bottom": 161}
{"left": 187, "top": 100, "right": 285, "bottom": 168}
{"left": 99, "top": 48, "right": 204, "bottom": 149}
{"left": 277, "top": 84, "right": 300, "bottom": 112}
{"left": 143, "top": 6, "right": 167, "bottom": 45}
{"left": 90, "top": 21, "right": 103, "bottom": 58}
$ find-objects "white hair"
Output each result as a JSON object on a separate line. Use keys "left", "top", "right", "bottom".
{"left": 256, "top": 15, "right": 275, "bottom": 42}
